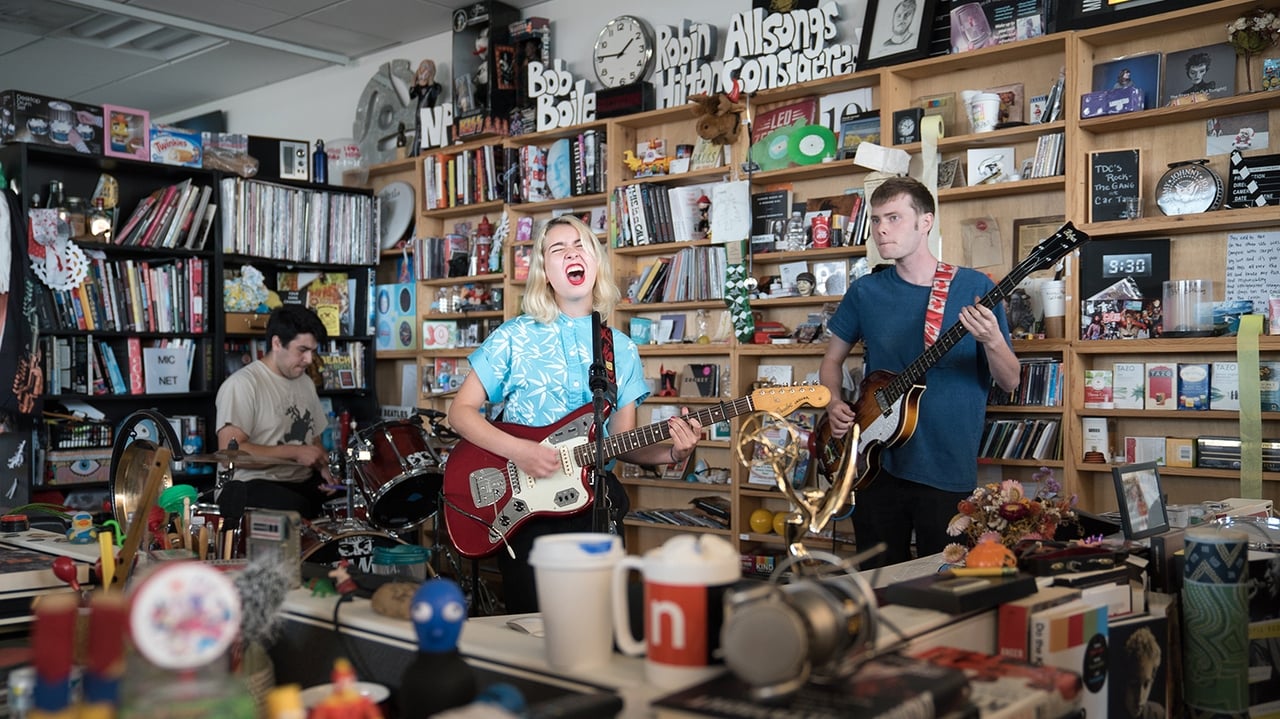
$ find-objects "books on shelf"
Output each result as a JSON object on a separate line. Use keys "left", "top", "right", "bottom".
{"left": 115, "top": 179, "right": 215, "bottom": 249}
{"left": 651, "top": 652, "right": 972, "bottom": 719}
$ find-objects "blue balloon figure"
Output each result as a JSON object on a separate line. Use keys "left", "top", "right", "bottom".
{"left": 66, "top": 512, "right": 97, "bottom": 544}
{"left": 398, "top": 579, "right": 476, "bottom": 718}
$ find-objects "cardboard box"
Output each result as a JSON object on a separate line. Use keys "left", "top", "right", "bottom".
{"left": 1211, "top": 361, "right": 1240, "bottom": 411}
{"left": 1166, "top": 437, "right": 1195, "bottom": 467}
{"left": 1079, "top": 86, "right": 1144, "bottom": 118}
{"left": 1113, "top": 362, "right": 1146, "bottom": 409}
{"left": 0, "top": 90, "right": 103, "bottom": 154}
{"left": 150, "top": 124, "right": 203, "bottom": 167}
{"left": 225, "top": 312, "right": 270, "bottom": 334}
{"left": 1177, "top": 363, "right": 1210, "bottom": 410}
{"left": 1146, "top": 362, "right": 1176, "bottom": 410}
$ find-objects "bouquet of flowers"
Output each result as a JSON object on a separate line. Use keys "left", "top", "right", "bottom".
{"left": 943, "top": 467, "right": 1078, "bottom": 564}
{"left": 1228, "top": 8, "right": 1280, "bottom": 56}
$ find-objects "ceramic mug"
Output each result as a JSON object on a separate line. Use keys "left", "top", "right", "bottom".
{"left": 611, "top": 534, "right": 740, "bottom": 687}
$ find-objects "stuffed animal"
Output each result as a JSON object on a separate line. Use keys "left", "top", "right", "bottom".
{"left": 690, "top": 93, "right": 744, "bottom": 145}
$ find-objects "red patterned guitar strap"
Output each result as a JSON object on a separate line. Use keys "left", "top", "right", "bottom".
{"left": 599, "top": 317, "right": 617, "bottom": 408}
{"left": 924, "top": 262, "right": 957, "bottom": 348}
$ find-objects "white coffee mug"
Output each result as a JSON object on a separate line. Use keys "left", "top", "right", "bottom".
{"left": 969, "top": 92, "right": 1001, "bottom": 133}
{"left": 611, "top": 534, "right": 740, "bottom": 688}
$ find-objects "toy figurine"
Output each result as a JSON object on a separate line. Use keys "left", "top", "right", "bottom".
{"left": 409, "top": 59, "right": 442, "bottom": 157}
{"left": 66, "top": 511, "right": 96, "bottom": 544}
{"left": 308, "top": 658, "right": 382, "bottom": 719}
{"left": 398, "top": 579, "right": 476, "bottom": 719}
{"left": 795, "top": 272, "right": 817, "bottom": 297}
{"left": 328, "top": 560, "right": 358, "bottom": 596}
{"left": 695, "top": 194, "right": 711, "bottom": 239}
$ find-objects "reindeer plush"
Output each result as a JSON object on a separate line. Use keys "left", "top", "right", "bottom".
{"left": 690, "top": 93, "right": 744, "bottom": 145}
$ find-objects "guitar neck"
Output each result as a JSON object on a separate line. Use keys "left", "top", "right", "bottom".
{"left": 573, "top": 396, "right": 757, "bottom": 467}
{"left": 887, "top": 270, "right": 1029, "bottom": 402}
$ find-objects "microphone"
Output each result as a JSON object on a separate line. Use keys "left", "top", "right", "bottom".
{"left": 588, "top": 311, "right": 615, "bottom": 403}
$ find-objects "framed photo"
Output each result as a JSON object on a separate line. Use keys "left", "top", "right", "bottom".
{"left": 337, "top": 369, "right": 357, "bottom": 389}
{"left": 859, "top": 0, "right": 937, "bottom": 69}
{"left": 1012, "top": 215, "right": 1066, "bottom": 279}
{"left": 838, "top": 111, "right": 880, "bottom": 160}
{"left": 1091, "top": 53, "right": 1162, "bottom": 110}
{"left": 102, "top": 104, "right": 150, "bottom": 160}
{"left": 938, "top": 157, "right": 964, "bottom": 189}
{"left": 1111, "top": 462, "right": 1170, "bottom": 539}
{"left": 1162, "top": 43, "right": 1235, "bottom": 106}
{"left": 985, "top": 83, "right": 1024, "bottom": 125}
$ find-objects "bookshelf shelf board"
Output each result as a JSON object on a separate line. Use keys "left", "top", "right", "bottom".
{"left": 421, "top": 272, "right": 504, "bottom": 287}
{"left": 1075, "top": 464, "right": 1280, "bottom": 482}
{"left": 1081, "top": 205, "right": 1280, "bottom": 238}
{"left": 619, "top": 478, "right": 731, "bottom": 491}
{"left": 986, "top": 405, "right": 1065, "bottom": 414}
{"left": 622, "top": 519, "right": 731, "bottom": 535}
{"left": 623, "top": 166, "right": 729, "bottom": 188}
{"left": 421, "top": 311, "right": 504, "bottom": 320}
{"left": 1073, "top": 337, "right": 1280, "bottom": 354}
{"left": 636, "top": 344, "right": 732, "bottom": 357}
{"left": 504, "top": 121, "right": 609, "bottom": 147}
{"left": 421, "top": 198, "right": 505, "bottom": 220}
{"left": 977, "top": 458, "right": 1066, "bottom": 468}
{"left": 1074, "top": 409, "right": 1280, "bottom": 421}
{"left": 737, "top": 344, "right": 832, "bottom": 356}
{"left": 513, "top": 191, "right": 610, "bottom": 213}
{"left": 615, "top": 299, "right": 725, "bottom": 313}
{"left": 938, "top": 176, "right": 1065, "bottom": 202}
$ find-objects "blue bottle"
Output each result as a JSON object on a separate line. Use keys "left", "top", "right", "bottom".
{"left": 312, "top": 139, "right": 328, "bottom": 184}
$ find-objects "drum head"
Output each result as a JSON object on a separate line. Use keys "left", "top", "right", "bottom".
{"left": 367, "top": 471, "right": 441, "bottom": 532}
{"left": 302, "top": 525, "right": 404, "bottom": 575}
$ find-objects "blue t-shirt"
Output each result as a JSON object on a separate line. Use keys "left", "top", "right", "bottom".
{"left": 468, "top": 313, "right": 649, "bottom": 428}
{"left": 827, "top": 265, "right": 1010, "bottom": 491}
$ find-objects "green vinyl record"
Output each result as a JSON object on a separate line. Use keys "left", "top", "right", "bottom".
{"left": 750, "top": 125, "right": 796, "bottom": 172}
{"left": 788, "top": 123, "right": 837, "bottom": 165}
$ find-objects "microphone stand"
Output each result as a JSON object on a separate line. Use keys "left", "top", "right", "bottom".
{"left": 588, "top": 311, "right": 617, "bottom": 534}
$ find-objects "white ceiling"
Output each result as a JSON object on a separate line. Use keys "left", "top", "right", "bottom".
{"left": 0, "top": 0, "right": 543, "bottom": 118}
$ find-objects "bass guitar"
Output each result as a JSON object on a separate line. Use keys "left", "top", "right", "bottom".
{"left": 817, "top": 222, "right": 1089, "bottom": 492}
{"left": 442, "top": 384, "right": 830, "bottom": 558}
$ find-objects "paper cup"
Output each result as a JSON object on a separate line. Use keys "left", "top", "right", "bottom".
{"left": 528, "top": 533, "right": 624, "bottom": 672}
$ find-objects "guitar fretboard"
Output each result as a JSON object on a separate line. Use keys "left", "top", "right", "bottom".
{"left": 571, "top": 396, "right": 758, "bottom": 467}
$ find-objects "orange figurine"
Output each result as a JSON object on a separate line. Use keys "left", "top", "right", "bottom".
{"left": 308, "top": 659, "right": 382, "bottom": 719}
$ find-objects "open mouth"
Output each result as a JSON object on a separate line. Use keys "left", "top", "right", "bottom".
{"left": 565, "top": 262, "right": 586, "bottom": 285}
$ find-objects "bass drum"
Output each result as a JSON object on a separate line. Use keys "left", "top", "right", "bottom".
{"left": 301, "top": 521, "right": 403, "bottom": 575}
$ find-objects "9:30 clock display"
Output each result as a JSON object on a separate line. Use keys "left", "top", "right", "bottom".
{"left": 1102, "top": 252, "right": 1152, "bottom": 278}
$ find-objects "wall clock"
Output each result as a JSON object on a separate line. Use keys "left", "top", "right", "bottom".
{"left": 592, "top": 15, "right": 656, "bottom": 89}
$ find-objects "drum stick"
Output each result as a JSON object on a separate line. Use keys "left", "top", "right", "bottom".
{"left": 223, "top": 529, "right": 235, "bottom": 560}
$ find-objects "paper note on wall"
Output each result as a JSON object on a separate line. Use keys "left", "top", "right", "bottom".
{"left": 710, "top": 180, "right": 750, "bottom": 244}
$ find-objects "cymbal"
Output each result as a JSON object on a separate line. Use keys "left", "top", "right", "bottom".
{"left": 183, "top": 449, "right": 299, "bottom": 467}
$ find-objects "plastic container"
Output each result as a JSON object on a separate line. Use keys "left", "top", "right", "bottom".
{"left": 372, "top": 545, "right": 429, "bottom": 582}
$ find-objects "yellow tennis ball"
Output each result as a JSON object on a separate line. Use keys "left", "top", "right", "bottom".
{"left": 749, "top": 508, "right": 774, "bottom": 534}
{"left": 773, "top": 511, "right": 790, "bottom": 536}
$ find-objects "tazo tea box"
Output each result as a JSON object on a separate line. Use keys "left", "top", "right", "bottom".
{"left": 1262, "top": 361, "right": 1280, "bottom": 411}
{"left": 1081, "top": 417, "right": 1111, "bottom": 462}
{"left": 1146, "top": 362, "right": 1176, "bottom": 410}
{"left": 1211, "top": 361, "right": 1240, "bottom": 411}
{"left": 1177, "top": 363, "right": 1210, "bottom": 410}
{"left": 1113, "top": 362, "right": 1146, "bottom": 409}
{"left": 1083, "top": 369, "right": 1114, "bottom": 409}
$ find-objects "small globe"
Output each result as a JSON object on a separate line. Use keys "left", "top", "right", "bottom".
{"left": 749, "top": 508, "right": 774, "bottom": 534}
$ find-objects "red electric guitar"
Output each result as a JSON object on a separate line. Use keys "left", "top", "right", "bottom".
{"left": 442, "top": 384, "right": 830, "bottom": 558}
{"left": 816, "top": 221, "right": 1089, "bottom": 492}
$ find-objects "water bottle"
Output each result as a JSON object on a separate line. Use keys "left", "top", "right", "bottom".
{"left": 322, "top": 412, "right": 336, "bottom": 452}
{"left": 182, "top": 430, "right": 203, "bottom": 474}
{"left": 312, "top": 139, "right": 328, "bottom": 184}
{"left": 783, "top": 211, "right": 806, "bottom": 251}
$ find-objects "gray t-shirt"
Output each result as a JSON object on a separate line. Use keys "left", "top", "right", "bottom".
{"left": 215, "top": 359, "right": 328, "bottom": 483}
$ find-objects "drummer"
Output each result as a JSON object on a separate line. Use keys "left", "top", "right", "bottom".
{"left": 214, "top": 305, "right": 335, "bottom": 519}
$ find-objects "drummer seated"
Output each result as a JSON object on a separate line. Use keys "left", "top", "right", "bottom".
{"left": 214, "top": 305, "right": 337, "bottom": 521}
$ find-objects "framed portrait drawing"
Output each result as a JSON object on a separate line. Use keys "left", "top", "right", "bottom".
{"left": 859, "top": 0, "right": 937, "bottom": 69}
{"left": 1162, "top": 43, "right": 1235, "bottom": 106}
{"left": 1111, "top": 462, "right": 1170, "bottom": 539}
{"left": 1091, "top": 52, "right": 1162, "bottom": 111}
{"left": 1012, "top": 215, "right": 1065, "bottom": 279}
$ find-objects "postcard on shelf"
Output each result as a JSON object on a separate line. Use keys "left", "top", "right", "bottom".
{"left": 422, "top": 320, "right": 458, "bottom": 349}
{"left": 914, "top": 92, "right": 956, "bottom": 133}
{"left": 967, "top": 146, "right": 1016, "bottom": 185}
{"left": 984, "top": 83, "right": 1024, "bottom": 124}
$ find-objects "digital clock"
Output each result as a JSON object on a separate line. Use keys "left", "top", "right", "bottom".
{"left": 1102, "top": 252, "right": 1153, "bottom": 278}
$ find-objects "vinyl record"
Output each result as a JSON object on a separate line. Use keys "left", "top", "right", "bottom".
{"left": 788, "top": 124, "right": 837, "bottom": 165}
{"left": 397, "top": 319, "right": 415, "bottom": 349}
{"left": 397, "top": 285, "right": 414, "bottom": 313}
{"left": 750, "top": 126, "right": 794, "bottom": 172}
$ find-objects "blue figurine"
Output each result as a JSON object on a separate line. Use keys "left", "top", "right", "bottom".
{"left": 66, "top": 511, "right": 97, "bottom": 544}
{"left": 398, "top": 579, "right": 476, "bottom": 718}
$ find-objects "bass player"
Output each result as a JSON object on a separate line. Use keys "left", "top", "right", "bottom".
{"left": 819, "top": 176, "right": 1020, "bottom": 568}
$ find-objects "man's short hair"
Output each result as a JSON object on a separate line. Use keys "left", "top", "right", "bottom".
{"left": 266, "top": 305, "right": 328, "bottom": 348}
{"left": 870, "top": 176, "right": 936, "bottom": 216}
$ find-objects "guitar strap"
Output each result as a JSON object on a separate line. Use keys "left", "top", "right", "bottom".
{"left": 598, "top": 318, "right": 617, "bottom": 403}
{"left": 924, "top": 261, "right": 957, "bottom": 348}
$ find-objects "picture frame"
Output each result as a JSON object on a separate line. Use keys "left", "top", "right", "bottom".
{"left": 984, "top": 83, "right": 1024, "bottom": 125}
{"left": 1111, "top": 462, "right": 1170, "bottom": 539}
{"left": 1162, "top": 43, "right": 1235, "bottom": 106}
{"left": 859, "top": 0, "right": 937, "bottom": 69}
{"left": 1091, "top": 53, "right": 1162, "bottom": 111}
{"left": 102, "top": 104, "right": 150, "bottom": 160}
{"left": 838, "top": 110, "right": 881, "bottom": 160}
{"left": 1012, "top": 215, "right": 1066, "bottom": 279}
{"left": 938, "top": 157, "right": 963, "bottom": 189}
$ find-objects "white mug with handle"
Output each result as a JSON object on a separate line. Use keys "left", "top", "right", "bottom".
{"left": 611, "top": 534, "right": 741, "bottom": 688}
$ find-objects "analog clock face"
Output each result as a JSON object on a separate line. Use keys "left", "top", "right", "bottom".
{"left": 593, "top": 15, "right": 655, "bottom": 89}
{"left": 897, "top": 117, "right": 916, "bottom": 138}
